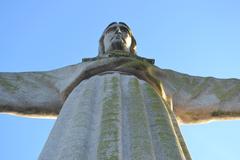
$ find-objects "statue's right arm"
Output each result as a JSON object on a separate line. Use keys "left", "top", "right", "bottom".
{"left": 0, "top": 62, "right": 88, "bottom": 118}
{"left": 0, "top": 71, "right": 64, "bottom": 118}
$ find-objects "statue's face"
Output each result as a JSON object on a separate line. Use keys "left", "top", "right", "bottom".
{"left": 103, "top": 23, "right": 132, "bottom": 53}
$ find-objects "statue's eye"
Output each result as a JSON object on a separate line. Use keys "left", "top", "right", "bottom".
{"left": 120, "top": 27, "right": 129, "bottom": 33}
{"left": 106, "top": 27, "right": 117, "bottom": 33}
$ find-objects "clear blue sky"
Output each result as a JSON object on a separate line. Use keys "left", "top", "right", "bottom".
{"left": 1, "top": 0, "right": 240, "bottom": 159}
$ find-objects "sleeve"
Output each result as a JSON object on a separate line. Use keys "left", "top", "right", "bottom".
{"left": 0, "top": 71, "right": 63, "bottom": 118}
{"left": 160, "top": 69, "right": 240, "bottom": 124}
{"left": 0, "top": 61, "right": 95, "bottom": 118}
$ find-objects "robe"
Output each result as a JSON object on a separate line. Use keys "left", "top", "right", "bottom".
{"left": 39, "top": 72, "right": 190, "bottom": 160}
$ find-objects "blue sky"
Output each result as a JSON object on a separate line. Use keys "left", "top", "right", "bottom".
{"left": 0, "top": 0, "right": 240, "bottom": 159}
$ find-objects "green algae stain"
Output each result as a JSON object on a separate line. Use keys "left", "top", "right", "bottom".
{"left": 212, "top": 82, "right": 226, "bottom": 101}
{"left": 212, "top": 80, "right": 240, "bottom": 102}
{"left": 167, "top": 69, "right": 240, "bottom": 103}
{"left": 211, "top": 110, "right": 240, "bottom": 117}
{"left": 0, "top": 76, "right": 19, "bottom": 92}
{"left": 128, "top": 78, "right": 155, "bottom": 160}
{"left": 118, "top": 59, "right": 150, "bottom": 71}
{"left": 212, "top": 80, "right": 232, "bottom": 102}
{"left": 16, "top": 75, "right": 24, "bottom": 81}
{"left": 97, "top": 76, "right": 120, "bottom": 160}
{"left": 40, "top": 72, "right": 56, "bottom": 79}
{"left": 190, "top": 77, "right": 211, "bottom": 99}
{"left": 219, "top": 83, "right": 240, "bottom": 102}
{"left": 144, "top": 84, "right": 185, "bottom": 160}
{"left": 166, "top": 70, "right": 201, "bottom": 94}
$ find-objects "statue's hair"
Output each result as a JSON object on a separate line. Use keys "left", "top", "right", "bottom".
{"left": 98, "top": 22, "right": 137, "bottom": 56}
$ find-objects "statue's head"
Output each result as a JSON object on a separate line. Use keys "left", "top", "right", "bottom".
{"left": 98, "top": 22, "right": 137, "bottom": 57}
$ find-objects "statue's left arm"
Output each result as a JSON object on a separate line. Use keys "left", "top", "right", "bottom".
{"left": 158, "top": 69, "right": 240, "bottom": 123}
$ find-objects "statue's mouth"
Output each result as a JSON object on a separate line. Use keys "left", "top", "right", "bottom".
{"left": 111, "top": 36, "right": 126, "bottom": 43}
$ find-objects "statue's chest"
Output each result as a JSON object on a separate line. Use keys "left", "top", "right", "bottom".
{"left": 40, "top": 72, "right": 188, "bottom": 160}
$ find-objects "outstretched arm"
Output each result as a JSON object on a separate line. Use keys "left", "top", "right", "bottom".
{"left": 160, "top": 69, "right": 240, "bottom": 123}
{"left": 0, "top": 61, "right": 99, "bottom": 118}
{"left": 0, "top": 71, "right": 63, "bottom": 118}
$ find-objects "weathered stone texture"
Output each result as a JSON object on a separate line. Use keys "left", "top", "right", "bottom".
{"left": 1, "top": 57, "right": 240, "bottom": 123}
{"left": 39, "top": 72, "right": 190, "bottom": 160}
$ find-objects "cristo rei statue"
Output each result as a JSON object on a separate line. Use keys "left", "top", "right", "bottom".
{"left": 1, "top": 22, "right": 240, "bottom": 160}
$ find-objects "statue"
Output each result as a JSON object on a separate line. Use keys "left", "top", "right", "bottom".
{"left": 1, "top": 22, "right": 240, "bottom": 160}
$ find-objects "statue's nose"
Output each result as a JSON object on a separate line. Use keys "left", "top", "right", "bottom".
{"left": 115, "top": 27, "right": 122, "bottom": 34}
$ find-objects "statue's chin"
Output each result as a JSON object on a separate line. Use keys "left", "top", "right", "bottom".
{"left": 102, "top": 39, "right": 131, "bottom": 57}
{"left": 109, "top": 41, "right": 128, "bottom": 52}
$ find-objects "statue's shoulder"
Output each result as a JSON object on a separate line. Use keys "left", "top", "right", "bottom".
{"left": 82, "top": 51, "right": 155, "bottom": 65}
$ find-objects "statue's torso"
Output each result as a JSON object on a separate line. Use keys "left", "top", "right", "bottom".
{"left": 39, "top": 72, "right": 190, "bottom": 160}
